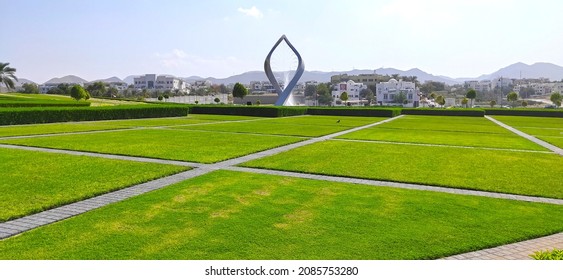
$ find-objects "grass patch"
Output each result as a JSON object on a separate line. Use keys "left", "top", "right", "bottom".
{"left": 531, "top": 249, "right": 563, "bottom": 260}
{"left": 172, "top": 116, "right": 386, "bottom": 137}
{"left": 0, "top": 148, "right": 188, "bottom": 222}
{"left": 1, "top": 170, "right": 562, "bottom": 259}
{"left": 241, "top": 140, "right": 563, "bottom": 199}
{"left": 0, "top": 122, "right": 127, "bottom": 137}
{"left": 492, "top": 116, "right": 563, "bottom": 148}
{"left": 0, "top": 129, "right": 304, "bottom": 163}
{"left": 338, "top": 115, "right": 545, "bottom": 150}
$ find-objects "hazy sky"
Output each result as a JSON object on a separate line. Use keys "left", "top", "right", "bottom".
{"left": 3, "top": 0, "right": 563, "bottom": 83}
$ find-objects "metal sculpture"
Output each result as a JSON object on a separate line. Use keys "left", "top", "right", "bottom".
{"left": 264, "top": 35, "right": 305, "bottom": 106}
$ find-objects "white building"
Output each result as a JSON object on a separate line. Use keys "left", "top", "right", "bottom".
{"left": 331, "top": 80, "right": 367, "bottom": 105}
{"left": 133, "top": 74, "right": 187, "bottom": 92}
{"left": 376, "top": 79, "right": 420, "bottom": 107}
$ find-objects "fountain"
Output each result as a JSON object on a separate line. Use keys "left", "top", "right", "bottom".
{"left": 264, "top": 35, "right": 304, "bottom": 106}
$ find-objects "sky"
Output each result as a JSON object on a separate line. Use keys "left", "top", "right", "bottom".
{"left": 3, "top": 0, "right": 563, "bottom": 83}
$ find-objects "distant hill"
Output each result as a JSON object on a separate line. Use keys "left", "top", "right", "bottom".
{"left": 44, "top": 75, "right": 88, "bottom": 84}
{"left": 14, "top": 78, "right": 36, "bottom": 86}
{"left": 91, "top": 76, "right": 124, "bottom": 83}
{"left": 476, "top": 62, "right": 563, "bottom": 81}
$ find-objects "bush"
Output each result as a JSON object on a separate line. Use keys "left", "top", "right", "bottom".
{"left": 307, "top": 107, "right": 400, "bottom": 117}
{"left": 188, "top": 105, "right": 307, "bottom": 117}
{"left": 531, "top": 249, "right": 563, "bottom": 260}
{"left": 401, "top": 108, "right": 484, "bottom": 117}
{"left": 484, "top": 108, "right": 563, "bottom": 118}
{"left": 0, "top": 105, "right": 189, "bottom": 125}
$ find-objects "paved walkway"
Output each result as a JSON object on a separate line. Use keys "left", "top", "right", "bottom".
{"left": 486, "top": 116, "right": 563, "bottom": 156}
{"left": 1, "top": 114, "right": 561, "bottom": 259}
{"left": 442, "top": 232, "right": 563, "bottom": 260}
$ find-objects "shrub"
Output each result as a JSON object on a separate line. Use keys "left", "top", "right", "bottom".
{"left": 307, "top": 107, "right": 400, "bottom": 117}
{"left": 401, "top": 108, "right": 484, "bottom": 117}
{"left": 484, "top": 108, "right": 563, "bottom": 118}
{"left": 0, "top": 105, "right": 189, "bottom": 125}
{"left": 188, "top": 105, "right": 306, "bottom": 117}
{"left": 70, "top": 85, "right": 88, "bottom": 101}
{"left": 531, "top": 249, "right": 563, "bottom": 260}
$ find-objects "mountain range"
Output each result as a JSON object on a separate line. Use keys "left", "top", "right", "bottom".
{"left": 20, "top": 62, "right": 563, "bottom": 86}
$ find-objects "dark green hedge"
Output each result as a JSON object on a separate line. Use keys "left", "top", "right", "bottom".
{"left": 484, "top": 109, "right": 563, "bottom": 118}
{"left": 0, "top": 105, "right": 189, "bottom": 125}
{"left": 307, "top": 107, "right": 401, "bottom": 117}
{"left": 188, "top": 105, "right": 307, "bottom": 117}
{"left": 401, "top": 108, "right": 485, "bottom": 117}
{"left": 0, "top": 101, "right": 91, "bottom": 107}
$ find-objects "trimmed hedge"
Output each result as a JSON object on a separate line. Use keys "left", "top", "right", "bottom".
{"left": 0, "top": 105, "right": 189, "bottom": 125}
{"left": 188, "top": 105, "right": 307, "bottom": 117}
{"left": 0, "top": 101, "right": 91, "bottom": 107}
{"left": 401, "top": 108, "right": 485, "bottom": 117}
{"left": 484, "top": 109, "right": 563, "bottom": 118}
{"left": 307, "top": 107, "right": 401, "bottom": 117}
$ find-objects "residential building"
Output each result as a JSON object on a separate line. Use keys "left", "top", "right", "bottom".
{"left": 133, "top": 74, "right": 187, "bottom": 92}
{"left": 376, "top": 79, "right": 420, "bottom": 107}
{"left": 331, "top": 80, "right": 367, "bottom": 105}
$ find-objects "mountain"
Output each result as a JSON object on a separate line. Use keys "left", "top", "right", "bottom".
{"left": 44, "top": 75, "right": 88, "bottom": 84}
{"left": 91, "top": 76, "right": 124, "bottom": 83}
{"left": 475, "top": 62, "right": 563, "bottom": 81}
{"left": 14, "top": 78, "right": 36, "bottom": 86}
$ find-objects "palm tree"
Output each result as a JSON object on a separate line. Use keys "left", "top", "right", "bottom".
{"left": 0, "top": 62, "right": 18, "bottom": 91}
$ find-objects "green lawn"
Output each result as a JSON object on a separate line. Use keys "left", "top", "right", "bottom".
{"left": 241, "top": 140, "right": 563, "bottom": 199}
{"left": 0, "top": 122, "right": 128, "bottom": 137}
{"left": 1, "top": 170, "right": 562, "bottom": 260}
{"left": 173, "top": 116, "right": 386, "bottom": 137}
{"left": 0, "top": 129, "right": 304, "bottom": 163}
{"left": 0, "top": 148, "right": 188, "bottom": 222}
{"left": 338, "top": 115, "right": 545, "bottom": 150}
{"left": 492, "top": 116, "right": 563, "bottom": 148}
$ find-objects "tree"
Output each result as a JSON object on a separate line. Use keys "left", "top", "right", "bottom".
{"left": 490, "top": 100, "right": 496, "bottom": 108}
{"left": 466, "top": 89, "right": 477, "bottom": 107}
{"left": 20, "top": 83, "right": 39, "bottom": 94}
{"left": 506, "top": 91, "right": 518, "bottom": 107}
{"left": 360, "top": 88, "right": 375, "bottom": 105}
{"left": 214, "top": 97, "right": 220, "bottom": 104}
{"left": 304, "top": 84, "right": 317, "bottom": 97}
{"left": 340, "top": 92, "right": 349, "bottom": 104}
{"left": 108, "top": 87, "right": 118, "bottom": 98}
{"left": 393, "top": 91, "right": 407, "bottom": 104}
{"left": 219, "top": 84, "right": 228, "bottom": 94}
{"left": 435, "top": 95, "right": 445, "bottom": 108}
{"left": 461, "top": 97, "right": 468, "bottom": 108}
{"left": 0, "top": 62, "right": 18, "bottom": 90}
{"left": 157, "top": 95, "right": 163, "bottom": 101}
{"left": 70, "top": 85, "right": 88, "bottom": 101}
{"left": 316, "top": 83, "right": 333, "bottom": 105}
{"left": 232, "top": 82, "right": 248, "bottom": 101}
{"left": 550, "top": 92, "right": 562, "bottom": 107}
{"left": 519, "top": 87, "right": 535, "bottom": 99}
{"left": 256, "top": 99, "right": 261, "bottom": 105}
{"left": 429, "top": 92, "right": 436, "bottom": 100}
{"left": 86, "top": 81, "right": 107, "bottom": 97}
{"left": 521, "top": 101, "right": 528, "bottom": 107}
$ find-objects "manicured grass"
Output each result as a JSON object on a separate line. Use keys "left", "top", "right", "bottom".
{"left": 0, "top": 122, "right": 127, "bottom": 137}
{"left": 176, "top": 115, "right": 384, "bottom": 138}
{"left": 492, "top": 116, "right": 563, "bottom": 148}
{"left": 241, "top": 140, "right": 563, "bottom": 199}
{"left": 0, "top": 148, "right": 188, "bottom": 222}
{"left": 0, "top": 129, "right": 304, "bottom": 163}
{"left": 188, "top": 114, "right": 265, "bottom": 121}
{"left": 89, "top": 117, "right": 219, "bottom": 128}
{"left": 1, "top": 170, "right": 562, "bottom": 259}
{"left": 338, "top": 115, "right": 545, "bottom": 150}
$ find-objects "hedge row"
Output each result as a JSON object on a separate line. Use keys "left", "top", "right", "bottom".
{"left": 401, "top": 108, "right": 485, "bottom": 117}
{"left": 188, "top": 105, "right": 307, "bottom": 117}
{"left": 307, "top": 107, "right": 401, "bottom": 117}
{"left": 0, "top": 105, "right": 189, "bottom": 125}
{"left": 484, "top": 109, "right": 563, "bottom": 118}
{"left": 0, "top": 101, "right": 91, "bottom": 108}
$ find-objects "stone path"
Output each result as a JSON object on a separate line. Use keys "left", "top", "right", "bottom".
{"left": 486, "top": 116, "right": 563, "bottom": 156}
{"left": 1, "top": 114, "right": 561, "bottom": 259}
{"left": 442, "top": 232, "right": 563, "bottom": 260}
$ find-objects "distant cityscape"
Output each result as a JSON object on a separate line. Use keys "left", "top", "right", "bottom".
{"left": 2, "top": 62, "right": 563, "bottom": 107}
